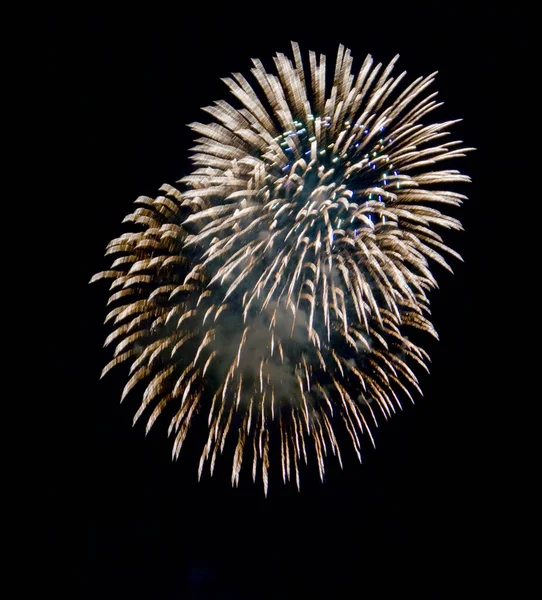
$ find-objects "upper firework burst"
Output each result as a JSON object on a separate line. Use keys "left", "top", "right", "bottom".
{"left": 92, "top": 43, "right": 473, "bottom": 494}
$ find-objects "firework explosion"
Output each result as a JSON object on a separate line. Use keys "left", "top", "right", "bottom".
{"left": 92, "top": 43, "right": 472, "bottom": 494}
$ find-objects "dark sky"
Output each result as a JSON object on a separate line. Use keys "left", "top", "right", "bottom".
{"left": 43, "top": 2, "right": 518, "bottom": 598}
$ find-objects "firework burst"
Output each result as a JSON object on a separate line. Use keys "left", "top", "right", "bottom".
{"left": 91, "top": 43, "right": 473, "bottom": 494}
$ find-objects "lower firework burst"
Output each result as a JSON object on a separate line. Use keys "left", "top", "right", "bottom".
{"left": 91, "top": 43, "right": 473, "bottom": 494}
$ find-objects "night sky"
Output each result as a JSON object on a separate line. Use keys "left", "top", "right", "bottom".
{"left": 43, "top": 2, "right": 516, "bottom": 598}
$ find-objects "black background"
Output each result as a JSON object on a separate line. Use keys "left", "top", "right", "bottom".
{"left": 42, "top": 2, "right": 518, "bottom": 598}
